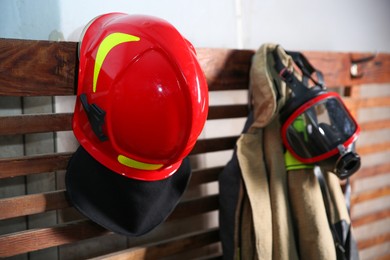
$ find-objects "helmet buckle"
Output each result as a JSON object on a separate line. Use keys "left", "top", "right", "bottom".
{"left": 80, "top": 93, "right": 108, "bottom": 142}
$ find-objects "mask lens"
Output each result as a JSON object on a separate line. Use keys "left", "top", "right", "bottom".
{"left": 283, "top": 93, "right": 358, "bottom": 162}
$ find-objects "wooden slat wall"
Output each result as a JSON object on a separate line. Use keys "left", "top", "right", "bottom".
{"left": 346, "top": 83, "right": 390, "bottom": 259}
{"left": 0, "top": 38, "right": 390, "bottom": 259}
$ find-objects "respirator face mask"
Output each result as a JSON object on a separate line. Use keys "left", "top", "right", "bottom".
{"left": 274, "top": 47, "right": 361, "bottom": 179}
{"left": 280, "top": 90, "right": 361, "bottom": 179}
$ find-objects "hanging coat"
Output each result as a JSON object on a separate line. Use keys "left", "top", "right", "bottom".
{"left": 218, "top": 43, "right": 359, "bottom": 260}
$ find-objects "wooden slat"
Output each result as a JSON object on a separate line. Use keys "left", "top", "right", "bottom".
{"left": 0, "top": 113, "right": 73, "bottom": 135}
{"left": 196, "top": 253, "right": 223, "bottom": 260}
{"left": 189, "top": 166, "right": 223, "bottom": 187}
{"left": 301, "top": 51, "right": 351, "bottom": 87}
{"left": 208, "top": 105, "right": 249, "bottom": 120}
{"left": 348, "top": 52, "right": 390, "bottom": 85}
{"left": 191, "top": 136, "right": 238, "bottom": 155}
{"left": 0, "top": 105, "right": 248, "bottom": 136}
{"left": 168, "top": 195, "right": 219, "bottom": 221}
{"left": 0, "top": 105, "right": 250, "bottom": 136}
{"left": 344, "top": 96, "right": 390, "bottom": 110}
{"left": 197, "top": 48, "right": 254, "bottom": 91}
{"left": 0, "top": 38, "right": 77, "bottom": 96}
{"left": 1, "top": 39, "right": 390, "bottom": 96}
{"left": 352, "top": 163, "right": 390, "bottom": 180}
{"left": 0, "top": 184, "right": 218, "bottom": 221}
{"left": 376, "top": 254, "right": 390, "bottom": 260}
{"left": 360, "top": 119, "right": 390, "bottom": 132}
{"left": 0, "top": 105, "right": 248, "bottom": 135}
{"left": 0, "top": 195, "right": 219, "bottom": 257}
{"left": 351, "top": 186, "right": 390, "bottom": 205}
{"left": 302, "top": 51, "right": 390, "bottom": 86}
{"left": 0, "top": 190, "right": 69, "bottom": 220}
{"left": 88, "top": 228, "right": 220, "bottom": 260}
{"left": 352, "top": 208, "right": 390, "bottom": 227}
{"left": 357, "top": 233, "right": 390, "bottom": 250}
{"left": 358, "top": 141, "right": 390, "bottom": 155}
{"left": 0, "top": 220, "right": 108, "bottom": 258}
{"left": 202, "top": 49, "right": 390, "bottom": 89}
{"left": 0, "top": 152, "right": 73, "bottom": 179}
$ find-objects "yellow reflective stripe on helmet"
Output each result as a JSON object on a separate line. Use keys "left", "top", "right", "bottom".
{"left": 93, "top": 33, "right": 140, "bottom": 92}
{"left": 284, "top": 150, "right": 314, "bottom": 171}
{"left": 117, "top": 155, "right": 163, "bottom": 171}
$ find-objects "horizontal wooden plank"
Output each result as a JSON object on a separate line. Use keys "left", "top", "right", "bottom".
{"left": 208, "top": 105, "right": 249, "bottom": 120}
{"left": 189, "top": 166, "right": 223, "bottom": 187}
{"left": 360, "top": 119, "right": 390, "bottom": 132}
{"left": 191, "top": 136, "right": 238, "bottom": 155}
{"left": 351, "top": 186, "right": 390, "bottom": 205}
{"left": 0, "top": 220, "right": 109, "bottom": 258}
{"left": 0, "top": 190, "right": 69, "bottom": 220}
{"left": 195, "top": 253, "right": 223, "bottom": 260}
{"left": 348, "top": 52, "right": 390, "bottom": 85}
{"left": 2, "top": 39, "right": 389, "bottom": 97}
{"left": 352, "top": 208, "right": 390, "bottom": 227}
{"left": 0, "top": 38, "right": 77, "bottom": 96}
{"left": 200, "top": 49, "right": 390, "bottom": 90}
{"left": 0, "top": 113, "right": 73, "bottom": 135}
{"left": 0, "top": 180, "right": 218, "bottom": 221}
{"left": 352, "top": 163, "right": 390, "bottom": 180}
{"left": 0, "top": 105, "right": 248, "bottom": 136}
{"left": 301, "top": 51, "right": 351, "bottom": 87}
{"left": 358, "top": 141, "right": 390, "bottom": 155}
{"left": 0, "top": 152, "right": 73, "bottom": 179}
{"left": 197, "top": 48, "right": 254, "bottom": 91}
{"left": 0, "top": 195, "right": 219, "bottom": 257}
{"left": 357, "top": 232, "right": 390, "bottom": 250}
{"left": 344, "top": 96, "right": 390, "bottom": 110}
{"left": 376, "top": 254, "right": 390, "bottom": 260}
{"left": 88, "top": 228, "right": 220, "bottom": 260}
{"left": 302, "top": 51, "right": 390, "bottom": 86}
{"left": 168, "top": 195, "right": 219, "bottom": 221}
{"left": 0, "top": 41, "right": 255, "bottom": 95}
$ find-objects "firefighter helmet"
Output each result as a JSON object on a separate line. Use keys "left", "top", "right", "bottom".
{"left": 73, "top": 13, "right": 208, "bottom": 181}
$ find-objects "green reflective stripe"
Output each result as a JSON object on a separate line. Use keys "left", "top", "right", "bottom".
{"left": 93, "top": 33, "right": 140, "bottom": 92}
{"left": 117, "top": 154, "right": 163, "bottom": 170}
{"left": 284, "top": 150, "right": 314, "bottom": 171}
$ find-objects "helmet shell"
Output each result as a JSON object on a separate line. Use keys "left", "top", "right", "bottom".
{"left": 74, "top": 13, "right": 208, "bottom": 181}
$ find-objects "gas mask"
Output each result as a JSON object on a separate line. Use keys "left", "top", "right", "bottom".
{"left": 273, "top": 47, "right": 361, "bottom": 179}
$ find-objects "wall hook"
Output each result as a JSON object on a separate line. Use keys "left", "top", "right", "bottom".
{"left": 350, "top": 52, "right": 377, "bottom": 78}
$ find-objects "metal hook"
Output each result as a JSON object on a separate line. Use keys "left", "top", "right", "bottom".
{"left": 350, "top": 52, "right": 377, "bottom": 78}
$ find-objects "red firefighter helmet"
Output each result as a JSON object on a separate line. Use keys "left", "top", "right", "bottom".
{"left": 73, "top": 13, "right": 208, "bottom": 181}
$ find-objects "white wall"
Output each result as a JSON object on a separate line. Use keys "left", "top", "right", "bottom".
{"left": 1, "top": 0, "right": 389, "bottom": 52}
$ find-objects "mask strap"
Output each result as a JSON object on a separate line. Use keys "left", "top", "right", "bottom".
{"left": 272, "top": 49, "right": 307, "bottom": 96}
{"left": 286, "top": 50, "right": 325, "bottom": 87}
{"left": 272, "top": 46, "right": 325, "bottom": 97}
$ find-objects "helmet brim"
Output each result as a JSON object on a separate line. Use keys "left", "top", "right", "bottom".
{"left": 65, "top": 146, "right": 191, "bottom": 236}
